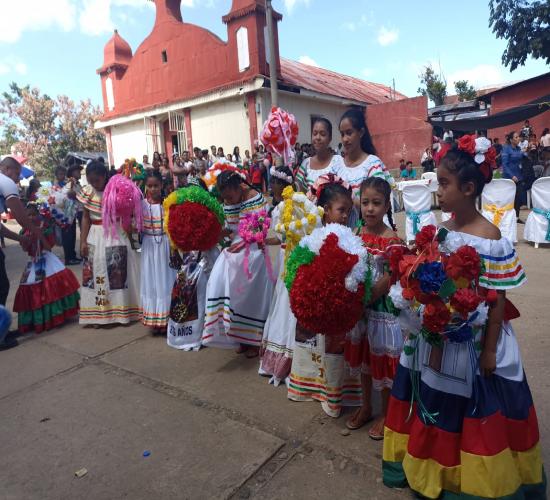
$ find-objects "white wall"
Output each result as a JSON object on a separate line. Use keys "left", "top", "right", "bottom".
{"left": 110, "top": 120, "right": 147, "bottom": 167}
{"left": 257, "top": 89, "right": 352, "bottom": 149}
{"left": 191, "top": 96, "right": 251, "bottom": 157}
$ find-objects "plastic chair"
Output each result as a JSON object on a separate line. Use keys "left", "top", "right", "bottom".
{"left": 481, "top": 179, "right": 517, "bottom": 243}
{"left": 402, "top": 184, "right": 437, "bottom": 244}
{"left": 524, "top": 177, "right": 550, "bottom": 248}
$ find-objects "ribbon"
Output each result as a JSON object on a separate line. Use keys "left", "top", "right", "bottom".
{"left": 406, "top": 209, "right": 431, "bottom": 235}
{"left": 482, "top": 203, "right": 514, "bottom": 227}
{"left": 533, "top": 207, "right": 550, "bottom": 241}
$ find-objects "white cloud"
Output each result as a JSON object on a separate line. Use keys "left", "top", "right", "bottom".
{"left": 342, "top": 14, "right": 369, "bottom": 32}
{"left": 448, "top": 64, "right": 505, "bottom": 89}
{"left": 298, "top": 55, "right": 319, "bottom": 67}
{"left": 0, "top": 0, "right": 76, "bottom": 43}
{"left": 361, "top": 68, "right": 374, "bottom": 78}
{"left": 377, "top": 26, "right": 399, "bottom": 46}
{"left": 342, "top": 21, "right": 357, "bottom": 32}
{"left": 0, "top": 57, "right": 28, "bottom": 76}
{"left": 283, "top": 0, "right": 311, "bottom": 13}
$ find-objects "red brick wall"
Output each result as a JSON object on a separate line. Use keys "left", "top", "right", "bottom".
{"left": 488, "top": 74, "right": 550, "bottom": 142}
{"left": 366, "top": 96, "right": 432, "bottom": 170}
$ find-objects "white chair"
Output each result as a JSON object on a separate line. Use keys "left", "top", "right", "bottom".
{"left": 422, "top": 171, "right": 439, "bottom": 206}
{"left": 402, "top": 184, "right": 437, "bottom": 244}
{"left": 481, "top": 179, "right": 517, "bottom": 243}
{"left": 524, "top": 177, "right": 550, "bottom": 248}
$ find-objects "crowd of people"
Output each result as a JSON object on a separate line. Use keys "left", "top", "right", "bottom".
{"left": 0, "top": 106, "right": 546, "bottom": 499}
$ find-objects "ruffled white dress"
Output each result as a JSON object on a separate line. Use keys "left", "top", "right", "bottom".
{"left": 295, "top": 155, "right": 344, "bottom": 192}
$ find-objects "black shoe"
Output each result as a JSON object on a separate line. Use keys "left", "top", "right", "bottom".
{"left": 0, "top": 333, "right": 18, "bottom": 351}
{"left": 66, "top": 259, "right": 82, "bottom": 265}
{"left": 517, "top": 218, "right": 525, "bottom": 224}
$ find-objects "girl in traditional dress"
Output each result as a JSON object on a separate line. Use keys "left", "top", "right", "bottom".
{"left": 295, "top": 117, "right": 343, "bottom": 193}
{"left": 259, "top": 166, "right": 296, "bottom": 385}
{"left": 77, "top": 161, "right": 141, "bottom": 326}
{"left": 333, "top": 108, "right": 395, "bottom": 228}
{"left": 383, "top": 148, "right": 546, "bottom": 498}
{"left": 288, "top": 178, "right": 364, "bottom": 417}
{"left": 345, "top": 177, "right": 405, "bottom": 439}
{"left": 140, "top": 171, "right": 176, "bottom": 334}
{"left": 13, "top": 202, "right": 80, "bottom": 333}
{"left": 202, "top": 170, "right": 274, "bottom": 358}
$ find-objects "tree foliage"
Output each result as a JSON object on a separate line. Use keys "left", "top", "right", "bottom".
{"left": 417, "top": 64, "right": 447, "bottom": 106}
{"left": 454, "top": 80, "right": 478, "bottom": 102}
{"left": 489, "top": 0, "right": 550, "bottom": 71}
{"left": 0, "top": 82, "right": 105, "bottom": 177}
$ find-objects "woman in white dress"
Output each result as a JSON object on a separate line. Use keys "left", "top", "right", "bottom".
{"left": 295, "top": 118, "right": 343, "bottom": 193}
{"left": 332, "top": 108, "right": 395, "bottom": 228}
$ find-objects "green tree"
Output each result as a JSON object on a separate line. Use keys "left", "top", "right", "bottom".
{"left": 454, "top": 80, "right": 478, "bottom": 101}
{"left": 0, "top": 82, "right": 105, "bottom": 177}
{"left": 417, "top": 64, "right": 447, "bottom": 106}
{"left": 489, "top": 0, "right": 550, "bottom": 71}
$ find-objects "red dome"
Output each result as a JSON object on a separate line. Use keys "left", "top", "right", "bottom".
{"left": 103, "top": 30, "right": 132, "bottom": 68}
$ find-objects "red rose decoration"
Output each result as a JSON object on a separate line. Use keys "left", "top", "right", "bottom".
{"left": 445, "top": 245, "right": 481, "bottom": 281}
{"left": 450, "top": 288, "right": 482, "bottom": 318}
{"left": 167, "top": 202, "right": 222, "bottom": 251}
{"left": 387, "top": 245, "right": 408, "bottom": 275}
{"left": 423, "top": 298, "right": 451, "bottom": 333}
{"left": 457, "top": 134, "right": 476, "bottom": 156}
{"left": 484, "top": 147, "right": 497, "bottom": 168}
{"left": 289, "top": 234, "right": 364, "bottom": 336}
{"left": 415, "top": 225, "right": 437, "bottom": 249}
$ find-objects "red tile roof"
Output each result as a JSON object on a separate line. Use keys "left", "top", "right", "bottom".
{"left": 280, "top": 58, "right": 407, "bottom": 105}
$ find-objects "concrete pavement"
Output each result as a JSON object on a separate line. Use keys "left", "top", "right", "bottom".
{"left": 0, "top": 211, "right": 548, "bottom": 499}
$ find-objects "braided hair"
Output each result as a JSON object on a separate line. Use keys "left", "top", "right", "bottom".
{"left": 317, "top": 182, "right": 352, "bottom": 208}
{"left": 359, "top": 177, "right": 396, "bottom": 231}
{"left": 440, "top": 148, "right": 492, "bottom": 197}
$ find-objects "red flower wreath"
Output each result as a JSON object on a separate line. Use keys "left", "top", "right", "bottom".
{"left": 167, "top": 202, "right": 222, "bottom": 252}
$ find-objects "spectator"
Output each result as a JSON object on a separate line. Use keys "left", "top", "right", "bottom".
{"left": 232, "top": 146, "right": 242, "bottom": 164}
{"left": 0, "top": 157, "right": 41, "bottom": 350}
{"left": 502, "top": 131, "right": 526, "bottom": 223}
{"left": 492, "top": 137, "right": 503, "bottom": 168}
{"left": 210, "top": 145, "right": 217, "bottom": 159}
{"left": 217, "top": 147, "right": 225, "bottom": 159}
{"left": 401, "top": 161, "right": 417, "bottom": 179}
{"left": 521, "top": 120, "right": 533, "bottom": 140}
{"left": 420, "top": 148, "right": 435, "bottom": 172}
{"left": 202, "top": 149, "right": 212, "bottom": 169}
{"left": 62, "top": 165, "right": 84, "bottom": 266}
{"left": 397, "top": 159, "right": 406, "bottom": 173}
{"left": 142, "top": 154, "right": 153, "bottom": 171}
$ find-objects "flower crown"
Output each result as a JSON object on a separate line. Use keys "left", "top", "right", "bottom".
{"left": 269, "top": 166, "right": 293, "bottom": 184}
{"left": 308, "top": 173, "right": 351, "bottom": 203}
{"left": 456, "top": 134, "right": 496, "bottom": 182}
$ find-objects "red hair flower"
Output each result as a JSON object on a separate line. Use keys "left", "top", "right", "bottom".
{"left": 415, "top": 225, "right": 437, "bottom": 249}
{"left": 451, "top": 288, "right": 482, "bottom": 318}
{"left": 458, "top": 134, "right": 476, "bottom": 156}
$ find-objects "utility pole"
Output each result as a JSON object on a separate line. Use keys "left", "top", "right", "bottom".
{"left": 265, "top": 0, "right": 278, "bottom": 107}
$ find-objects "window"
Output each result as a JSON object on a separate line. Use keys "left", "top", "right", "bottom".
{"left": 162, "top": 50, "right": 168, "bottom": 63}
{"left": 105, "top": 77, "right": 114, "bottom": 111}
{"left": 236, "top": 27, "right": 249, "bottom": 72}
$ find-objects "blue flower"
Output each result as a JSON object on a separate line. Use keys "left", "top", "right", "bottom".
{"left": 445, "top": 323, "right": 473, "bottom": 343}
{"left": 417, "top": 262, "right": 447, "bottom": 294}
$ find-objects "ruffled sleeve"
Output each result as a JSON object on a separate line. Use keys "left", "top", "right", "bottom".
{"left": 366, "top": 155, "right": 396, "bottom": 188}
{"left": 295, "top": 159, "right": 309, "bottom": 192}
{"left": 76, "top": 185, "right": 102, "bottom": 215}
{"left": 478, "top": 237, "right": 527, "bottom": 290}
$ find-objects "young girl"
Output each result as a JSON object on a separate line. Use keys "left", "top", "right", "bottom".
{"left": 345, "top": 177, "right": 405, "bottom": 439}
{"left": 333, "top": 108, "right": 395, "bottom": 228}
{"left": 383, "top": 149, "right": 546, "bottom": 498}
{"left": 295, "top": 117, "right": 343, "bottom": 193}
{"left": 202, "top": 170, "right": 274, "bottom": 358}
{"left": 259, "top": 166, "right": 296, "bottom": 385}
{"left": 140, "top": 171, "right": 176, "bottom": 335}
{"left": 13, "top": 203, "right": 80, "bottom": 333}
{"left": 77, "top": 161, "right": 141, "bottom": 326}
{"left": 287, "top": 178, "right": 363, "bottom": 417}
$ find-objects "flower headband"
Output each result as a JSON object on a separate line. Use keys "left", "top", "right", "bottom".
{"left": 308, "top": 173, "right": 351, "bottom": 203}
{"left": 456, "top": 134, "right": 496, "bottom": 182}
{"left": 270, "top": 166, "right": 293, "bottom": 184}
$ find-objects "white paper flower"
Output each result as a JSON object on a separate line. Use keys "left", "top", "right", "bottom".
{"left": 474, "top": 137, "right": 491, "bottom": 164}
{"left": 388, "top": 283, "right": 411, "bottom": 310}
{"left": 469, "top": 303, "right": 489, "bottom": 326}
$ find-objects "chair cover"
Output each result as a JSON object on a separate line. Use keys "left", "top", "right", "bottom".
{"left": 524, "top": 177, "right": 550, "bottom": 247}
{"left": 421, "top": 172, "right": 439, "bottom": 193}
{"left": 402, "top": 184, "right": 437, "bottom": 243}
{"left": 481, "top": 179, "right": 517, "bottom": 243}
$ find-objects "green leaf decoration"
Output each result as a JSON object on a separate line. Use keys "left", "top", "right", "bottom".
{"left": 437, "top": 227, "right": 449, "bottom": 243}
{"left": 438, "top": 278, "right": 457, "bottom": 299}
{"left": 362, "top": 265, "right": 373, "bottom": 305}
{"left": 404, "top": 345, "right": 416, "bottom": 356}
{"left": 284, "top": 245, "right": 316, "bottom": 291}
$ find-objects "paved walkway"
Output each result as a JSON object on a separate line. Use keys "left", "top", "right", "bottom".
{"left": 0, "top": 211, "right": 548, "bottom": 499}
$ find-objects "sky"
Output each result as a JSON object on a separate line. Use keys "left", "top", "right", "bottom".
{"left": 0, "top": 0, "right": 548, "bottom": 108}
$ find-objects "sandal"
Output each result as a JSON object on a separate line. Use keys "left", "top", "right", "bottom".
{"left": 368, "top": 419, "right": 385, "bottom": 441}
{"left": 345, "top": 408, "right": 373, "bottom": 430}
{"left": 235, "top": 345, "right": 248, "bottom": 355}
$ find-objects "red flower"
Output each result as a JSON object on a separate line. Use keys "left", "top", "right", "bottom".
{"left": 451, "top": 288, "right": 482, "bottom": 318}
{"left": 167, "top": 202, "right": 222, "bottom": 251}
{"left": 484, "top": 147, "right": 497, "bottom": 168}
{"left": 445, "top": 245, "right": 481, "bottom": 281}
{"left": 457, "top": 134, "right": 476, "bottom": 156}
{"left": 423, "top": 298, "right": 451, "bottom": 333}
{"left": 387, "top": 245, "right": 408, "bottom": 275}
{"left": 289, "top": 234, "right": 364, "bottom": 337}
{"left": 415, "top": 225, "right": 437, "bottom": 249}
